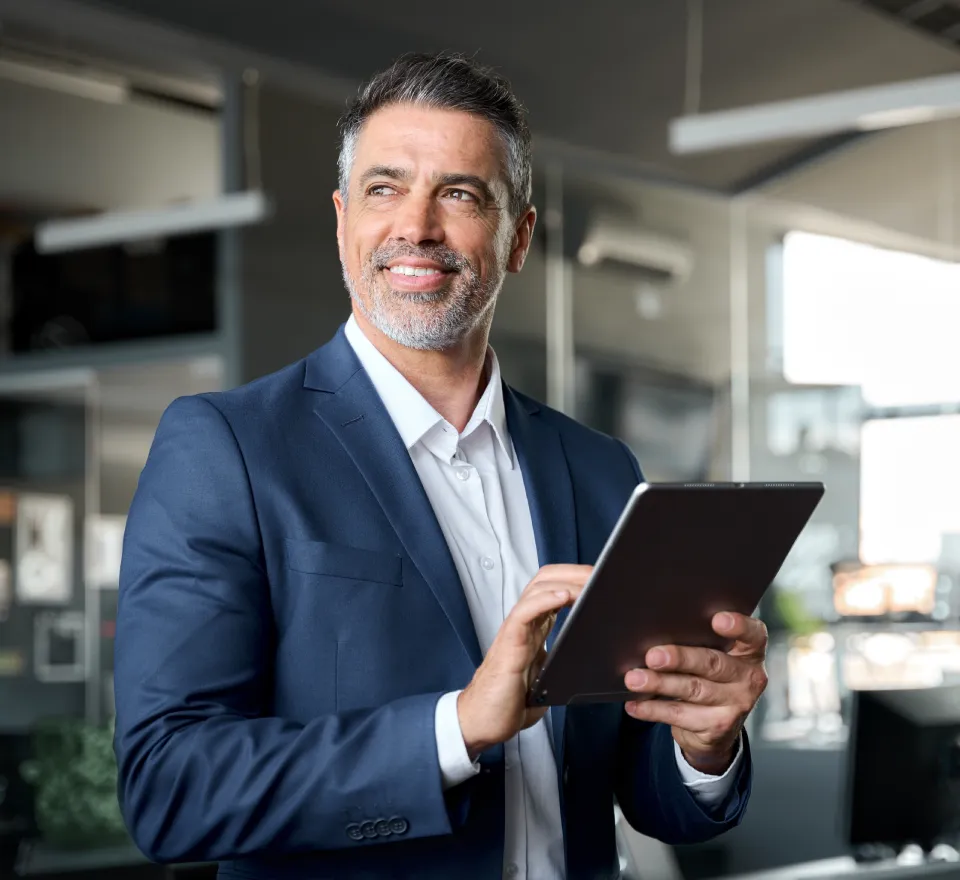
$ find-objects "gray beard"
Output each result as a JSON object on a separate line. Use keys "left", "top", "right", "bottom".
{"left": 342, "top": 245, "right": 503, "bottom": 351}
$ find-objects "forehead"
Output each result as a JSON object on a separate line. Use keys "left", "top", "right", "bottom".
{"left": 352, "top": 104, "right": 508, "bottom": 188}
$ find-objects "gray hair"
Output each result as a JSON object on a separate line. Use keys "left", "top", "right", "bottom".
{"left": 337, "top": 52, "right": 532, "bottom": 218}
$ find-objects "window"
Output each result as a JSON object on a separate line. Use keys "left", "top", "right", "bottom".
{"left": 781, "top": 231, "right": 960, "bottom": 407}
{"left": 860, "top": 415, "right": 960, "bottom": 565}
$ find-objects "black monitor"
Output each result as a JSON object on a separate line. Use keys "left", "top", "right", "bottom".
{"left": 846, "top": 685, "right": 960, "bottom": 855}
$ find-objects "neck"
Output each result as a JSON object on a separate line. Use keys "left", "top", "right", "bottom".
{"left": 352, "top": 310, "right": 491, "bottom": 433}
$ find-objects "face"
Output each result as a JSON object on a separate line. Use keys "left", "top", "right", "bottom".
{"left": 334, "top": 104, "right": 535, "bottom": 351}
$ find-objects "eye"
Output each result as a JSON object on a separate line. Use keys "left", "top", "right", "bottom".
{"left": 367, "top": 184, "right": 397, "bottom": 197}
{"left": 444, "top": 189, "right": 478, "bottom": 203}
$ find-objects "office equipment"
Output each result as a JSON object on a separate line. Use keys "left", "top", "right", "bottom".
{"left": 528, "top": 481, "right": 824, "bottom": 706}
{"left": 847, "top": 685, "right": 960, "bottom": 857}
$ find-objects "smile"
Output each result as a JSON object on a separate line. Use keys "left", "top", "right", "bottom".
{"left": 388, "top": 266, "right": 448, "bottom": 277}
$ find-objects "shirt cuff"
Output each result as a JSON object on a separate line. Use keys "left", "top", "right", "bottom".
{"left": 673, "top": 735, "right": 743, "bottom": 810}
{"left": 435, "top": 690, "right": 481, "bottom": 791}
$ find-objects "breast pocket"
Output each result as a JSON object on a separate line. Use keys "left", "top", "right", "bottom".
{"left": 283, "top": 539, "right": 403, "bottom": 587}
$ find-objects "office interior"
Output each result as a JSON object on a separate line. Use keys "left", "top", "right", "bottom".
{"left": 0, "top": 0, "right": 959, "bottom": 877}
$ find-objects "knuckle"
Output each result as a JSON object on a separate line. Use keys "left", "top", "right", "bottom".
{"left": 687, "top": 676, "right": 704, "bottom": 702}
{"left": 706, "top": 649, "right": 724, "bottom": 677}
{"left": 667, "top": 700, "right": 684, "bottom": 724}
{"left": 708, "top": 717, "right": 732, "bottom": 743}
{"left": 749, "top": 666, "right": 769, "bottom": 695}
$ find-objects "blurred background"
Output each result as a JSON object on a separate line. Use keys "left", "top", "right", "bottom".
{"left": 0, "top": 0, "right": 960, "bottom": 877}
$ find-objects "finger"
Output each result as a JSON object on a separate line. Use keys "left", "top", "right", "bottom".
{"left": 624, "top": 669, "right": 727, "bottom": 705}
{"left": 623, "top": 697, "right": 729, "bottom": 733}
{"left": 523, "top": 579, "right": 587, "bottom": 607}
{"left": 645, "top": 644, "right": 741, "bottom": 683}
{"left": 507, "top": 588, "right": 574, "bottom": 630}
{"left": 527, "top": 565, "right": 592, "bottom": 592}
{"left": 713, "top": 612, "right": 768, "bottom": 657}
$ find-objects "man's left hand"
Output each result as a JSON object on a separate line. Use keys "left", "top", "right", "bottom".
{"left": 623, "top": 612, "right": 768, "bottom": 775}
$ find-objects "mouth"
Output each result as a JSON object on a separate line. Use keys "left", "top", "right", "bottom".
{"left": 381, "top": 261, "right": 456, "bottom": 292}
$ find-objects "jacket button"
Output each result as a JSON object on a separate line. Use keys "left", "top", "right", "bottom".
{"left": 563, "top": 767, "right": 569, "bottom": 786}
{"left": 359, "top": 821, "right": 378, "bottom": 839}
{"left": 388, "top": 816, "right": 409, "bottom": 835}
{"left": 375, "top": 819, "right": 392, "bottom": 837}
{"left": 346, "top": 823, "right": 363, "bottom": 841}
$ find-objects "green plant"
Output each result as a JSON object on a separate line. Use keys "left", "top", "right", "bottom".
{"left": 773, "top": 588, "right": 823, "bottom": 636}
{"left": 19, "top": 717, "right": 128, "bottom": 849}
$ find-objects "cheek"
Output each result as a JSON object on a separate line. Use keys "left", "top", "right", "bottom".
{"left": 345, "top": 209, "right": 390, "bottom": 262}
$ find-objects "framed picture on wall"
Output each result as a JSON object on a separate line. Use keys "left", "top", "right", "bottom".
{"left": 15, "top": 493, "right": 73, "bottom": 604}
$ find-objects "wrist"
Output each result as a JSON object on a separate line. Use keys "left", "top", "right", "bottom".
{"left": 681, "top": 738, "right": 738, "bottom": 775}
{"left": 456, "top": 689, "right": 494, "bottom": 761}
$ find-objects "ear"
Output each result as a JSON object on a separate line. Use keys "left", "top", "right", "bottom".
{"left": 333, "top": 190, "right": 346, "bottom": 259}
{"left": 507, "top": 206, "right": 537, "bottom": 274}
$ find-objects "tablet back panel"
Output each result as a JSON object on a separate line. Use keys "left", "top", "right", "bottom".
{"left": 528, "top": 482, "right": 824, "bottom": 706}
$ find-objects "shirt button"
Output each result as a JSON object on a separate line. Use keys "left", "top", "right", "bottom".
{"left": 505, "top": 864, "right": 519, "bottom": 878}
{"left": 481, "top": 556, "right": 495, "bottom": 570}
{"left": 455, "top": 468, "right": 470, "bottom": 481}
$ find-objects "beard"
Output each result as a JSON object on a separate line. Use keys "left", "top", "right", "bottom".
{"left": 342, "top": 241, "right": 505, "bottom": 351}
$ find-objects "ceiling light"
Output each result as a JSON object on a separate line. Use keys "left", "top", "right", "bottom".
{"left": 0, "top": 56, "right": 127, "bottom": 103}
{"left": 669, "top": 72, "right": 960, "bottom": 154}
{"left": 35, "top": 191, "right": 271, "bottom": 254}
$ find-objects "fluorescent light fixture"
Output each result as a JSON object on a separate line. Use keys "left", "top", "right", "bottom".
{"left": 0, "top": 56, "right": 127, "bottom": 103}
{"left": 35, "top": 190, "right": 270, "bottom": 253}
{"left": 669, "top": 72, "right": 960, "bottom": 154}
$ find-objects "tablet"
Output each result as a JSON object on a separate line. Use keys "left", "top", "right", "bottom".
{"left": 526, "top": 481, "right": 824, "bottom": 707}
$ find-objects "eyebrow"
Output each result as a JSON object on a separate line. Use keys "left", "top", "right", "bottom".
{"left": 357, "top": 166, "right": 497, "bottom": 205}
{"left": 434, "top": 173, "right": 496, "bottom": 205}
{"left": 357, "top": 165, "right": 410, "bottom": 187}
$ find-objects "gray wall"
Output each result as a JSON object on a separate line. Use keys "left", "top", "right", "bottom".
{"left": 234, "top": 84, "right": 349, "bottom": 383}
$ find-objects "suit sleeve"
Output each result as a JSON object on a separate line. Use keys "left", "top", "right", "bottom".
{"left": 114, "top": 396, "right": 457, "bottom": 863}
{"left": 612, "top": 439, "right": 753, "bottom": 843}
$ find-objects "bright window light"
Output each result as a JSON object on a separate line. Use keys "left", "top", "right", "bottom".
{"left": 782, "top": 232, "right": 960, "bottom": 407}
{"left": 860, "top": 415, "right": 960, "bottom": 564}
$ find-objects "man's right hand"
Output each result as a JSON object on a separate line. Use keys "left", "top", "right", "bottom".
{"left": 457, "top": 564, "right": 592, "bottom": 760}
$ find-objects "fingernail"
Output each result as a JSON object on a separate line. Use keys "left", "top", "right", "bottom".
{"left": 718, "top": 613, "right": 734, "bottom": 631}
{"left": 626, "top": 670, "right": 648, "bottom": 690}
{"left": 647, "top": 648, "right": 667, "bottom": 668}
{"left": 625, "top": 701, "right": 638, "bottom": 716}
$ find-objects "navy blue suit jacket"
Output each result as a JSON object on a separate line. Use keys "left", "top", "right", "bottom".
{"left": 114, "top": 327, "right": 751, "bottom": 879}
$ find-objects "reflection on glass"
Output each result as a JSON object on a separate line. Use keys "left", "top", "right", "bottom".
{"left": 762, "top": 630, "right": 960, "bottom": 746}
{"left": 842, "top": 631, "right": 960, "bottom": 691}
{"left": 787, "top": 632, "right": 841, "bottom": 717}
{"left": 832, "top": 562, "right": 939, "bottom": 617}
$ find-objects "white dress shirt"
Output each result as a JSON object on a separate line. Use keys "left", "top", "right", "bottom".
{"left": 344, "top": 315, "right": 742, "bottom": 880}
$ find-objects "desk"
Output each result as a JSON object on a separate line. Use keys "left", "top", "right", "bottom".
{"left": 725, "top": 857, "right": 960, "bottom": 880}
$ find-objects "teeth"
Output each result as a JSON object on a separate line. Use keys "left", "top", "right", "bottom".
{"left": 389, "top": 266, "right": 443, "bottom": 276}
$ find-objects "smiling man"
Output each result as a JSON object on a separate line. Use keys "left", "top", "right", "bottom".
{"left": 114, "top": 53, "right": 765, "bottom": 880}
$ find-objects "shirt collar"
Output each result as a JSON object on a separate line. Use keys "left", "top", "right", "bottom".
{"left": 343, "top": 315, "right": 514, "bottom": 467}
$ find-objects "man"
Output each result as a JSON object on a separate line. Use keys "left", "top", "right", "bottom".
{"left": 114, "top": 52, "right": 767, "bottom": 880}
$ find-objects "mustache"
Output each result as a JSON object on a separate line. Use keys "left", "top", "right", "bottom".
{"left": 371, "top": 242, "right": 469, "bottom": 273}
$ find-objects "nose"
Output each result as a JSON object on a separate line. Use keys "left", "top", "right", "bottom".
{"left": 392, "top": 190, "right": 445, "bottom": 246}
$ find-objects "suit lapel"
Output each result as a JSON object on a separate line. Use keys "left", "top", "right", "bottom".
{"left": 504, "top": 387, "right": 578, "bottom": 768}
{"left": 306, "top": 330, "right": 483, "bottom": 669}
